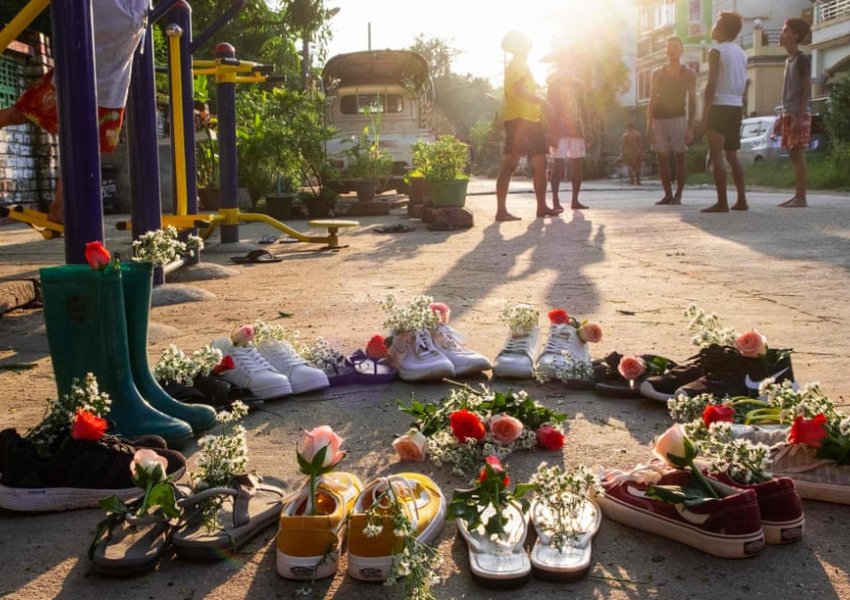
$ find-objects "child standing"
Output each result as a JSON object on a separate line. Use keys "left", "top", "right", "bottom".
{"left": 547, "top": 48, "right": 588, "bottom": 210}
{"left": 700, "top": 11, "right": 748, "bottom": 213}
{"left": 620, "top": 122, "right": 643, "bottom": 186}
{"left": 778, "top": 19, "right": 812, "bottom": 208}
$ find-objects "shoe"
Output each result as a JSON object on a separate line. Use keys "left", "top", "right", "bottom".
{"left": 387, "top": 329, "right": 455, "bottom": 382}
{"left": 535, "top": 323, "right": 593, "bottom": 387}
{"left": 456, "top": 500, "right": 531, "bottom": 588}
{"left": 594, "top": 352, "right": 678, "bottom": 399}
{"left": 639, "top": 344, "right": 730, "bottom": 402}
{"left": 431, "top": 323, "right": 492, "bottom": 376}
{"left": 529, "top": 494, "right": 601, "bottom": 581}
{"left": 210, "top": 338, "right": 292, "bottom": 399}
{"left": 256, "top": 340, "right": 329, "bottom": 394}
{"left": 347, "top": 473, "right": 446, "bottom": 582}
{"left": 0, "top": 428, "right": 186, "bottom": 512}
{"left": 769, "top": 443, "right": 850, "bottom": 505}
{"left": 675, "top": 352, "right": 795, "bottom": 399}
{"left": 493, "top": 328, "right": 539, "bottom": 379}
{"left": 598, "top": 465, "right": 764, "bottom": 558}
{"left": 710, "top": 472, "right": 804, "bottom": 544}
{"left": 276, "top": 472, "right": 363, "bottom": 580}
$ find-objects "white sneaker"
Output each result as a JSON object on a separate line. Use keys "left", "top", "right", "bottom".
{"left": 493, "top": 327, "right": 539, "bottom": 379}
{"left": 256, "top": 340, "right": 329, "bottom": 394}
{"left": 431, "top": 324, "right": 491, "bottom": 376}
{"left": 535, "top": 324, "right": 592, "bottom": 383}
{"left": 210, "top": 338, "right": 292, "bottom": 399}
{"left": 388, "top": 329, "right": 455, "bottom": 382}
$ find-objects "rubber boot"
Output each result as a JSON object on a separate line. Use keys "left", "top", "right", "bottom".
{"left": 121, "top": 262, "right": 217, "bottom": 436}
{"left": 40, "top": 265, "right": 194, "bottom": 448}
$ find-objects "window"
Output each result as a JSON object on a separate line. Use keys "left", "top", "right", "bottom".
{"left": 339, "top": 94, "right": 404, "bottom": 115}
{"left": 640, "top": 1, "right": 675, "bottom": 32}
{"left": 637, "top": 68, "right": 652, "bottom": 102}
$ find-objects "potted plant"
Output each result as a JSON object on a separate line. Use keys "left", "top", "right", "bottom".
{"left": 343, "top": 131, "right": 393, "bottom": 202}
{"left": 415, "top": 135, "right": 470, "bottom": 207}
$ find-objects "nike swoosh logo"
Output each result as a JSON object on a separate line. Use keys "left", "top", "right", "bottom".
{"left": 745, "top": 366, "right": 790, "bottom": 390}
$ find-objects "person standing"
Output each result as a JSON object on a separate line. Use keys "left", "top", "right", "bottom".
{"left": 648, "top": 36, "right": 696, "bottom": 205}
{"left": 620, "top": 122, "right": 643, "bottom": 185}
{"left": 700, "top": 11, "right": 748, "bottom": 213}
{"left": 547, "top": 49, "right": 588, "bottom": 211}
{"left": 495, "top": 30, "right": 559, "bottom": 222}
{"left": 777, "top": 18, "right": 812, "bottom": 208}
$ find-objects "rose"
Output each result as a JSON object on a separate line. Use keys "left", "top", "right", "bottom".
{"left": 365, "top": 334, "right": 389, "bottom": 360}
{"left": 789, "top": 414, "right": 829, "bottom": 448}
{"left": 84, "top": 241, "right": 111, "bottom": 270}
{"left": 578, "top": 322, "right": 603, "bottom": 343}
{"left": 231, "top": 325, "right": 254, "bottom": 347}
{"left": 478, "top": 455, "right": 510, "bottom": 488}
{"left": 130, "top": 448, "right": 168, "bottom": 482}
{"left": 702, "top": 403, "right": 736, "bottom": 427}
{"left": 652, "top": 423, "right": 697, "bottom": 467}
{"left": 618, "top": 355, "right": 647, "bottom": 381}
{"left": 449, "top": 409, "right": 487, "bottom": 443}
{"left": 429, "top": 302, "right": 451, "bottom": 324}
{"left": 212, "top": 355, "right": 235, "bottom": 374}
{"left": 299, "top": 425, "right": 346, "bottom": 468}
{"left": 734, "top": 329, "right": 767, "bottom": 358}
{"left": 70, "top": 409, "right": 107, "bottom": 441}
{"left": 547, "top": 308, "right": 569, "bottom": 325}
{"left": 392, "top": 429, "right": 427, "bottom": 461}
{"left": 489, "top": 414, "right": 524, "bottom": 444}
{"left": 536, "top": 425, "right": 565, "bottom": 450}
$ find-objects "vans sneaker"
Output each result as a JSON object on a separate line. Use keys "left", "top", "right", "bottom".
{"left": 598, "top": 464, "right": 764, "bottom": 558}
{"left": 256, "top": 340, "right": 329, "bottom": 394}
{"left": 493, "top": 328, "right": 539, "bottom": 379}
{"left": 675, "top": 353, "right": 795, "bottom": 399}
{"left": 431, "top": 324, "right": 491, "bottom": 376}
{"left": 276, "top": 472, "right": 363, "bottom": 580}
{"left": 535, "top": 324, "right": 593, "bottom": 386}
{"left": 347, "top": 473, "right": 446, "bottom": 582}
{"left": 769, "top": 443, "right": 850, "bottom": 505}
{"left": 388, "top": 329, "right": 455, "bottom": 382}
{"left": 639, "top": 344, "right": 731, "bottom": 402}
{"left": 211, "top": 338, "right": 292, "bottom": 400}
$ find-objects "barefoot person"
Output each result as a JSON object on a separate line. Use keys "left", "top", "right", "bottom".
{"left": 495, "top": 31, "right": 559, "bottom": 221}
{"left": 778, "top": 18, "right": 812, "bottom": 208}
{"left": 619, "top": 122, "right": 643, "bottom": 185}
{"left": 700, "top": 11, "right": 748, "bottom": 213}
{"left": 546, "top": 47, "right": 589, "bottom": 210}
{"left": 648, "top": 36, "right": 696, "bottom": 205}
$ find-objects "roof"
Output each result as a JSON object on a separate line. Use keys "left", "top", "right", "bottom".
{"left": 321, "top": 50, "right": 430, "bottom": 91}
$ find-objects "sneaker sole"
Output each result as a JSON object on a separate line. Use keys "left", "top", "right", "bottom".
{"left": 762, "top": 515, "right": 805, "bottom": 544}
{"left": 253, "top": 383, "right": 293, "bottom": 400}
{"left": 597, "top": 494, "right": 764, "bottom": 558}
{"left": 492, "top": 360, "right": 534, "bottom": 379}
{"left": 290, "top": 375, "right": 330, "bottom": 395}
{"left": 638, "top": 380, "right": 675, "bottom": 402}
{"left": 347, "top": 497, "right": 446, "bottom": 581}
{"left": 276, "top": 549, "right": 339, "bottom": 580}
{"left": 786, "top": 479, "right": 850, "bottom": 506}
{"left": 398, "top": 365, "right": 455, "bottom": 382}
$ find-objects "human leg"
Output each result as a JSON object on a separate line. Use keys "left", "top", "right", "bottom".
{"left": 550, "top": 157, "right": 565, "bottom": 211}
{"left": 531, "top": 154, "right": 557, "bottom": 217}
{"left": 726, "top": 150, "right": 748, "bottom": 211}
{"left": 655, "top": 150, "right": 673, "bottom": 204}
{"left": 672, "top": 151, "right": 687, "bottom": 203}
{"left": 701, "top": 129, "right": 728, "bottom": 212}
{"left": 496, "top": 154, "right": 521, "bottom": 221}
{"left": 569, "top": 157, "right": 586, "bottom": 209}
{"left": 780, "top": 148, "right": 808, "bottom": 207}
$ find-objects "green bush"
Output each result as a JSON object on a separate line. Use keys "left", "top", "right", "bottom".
{"left": 412, "top": 135, "right": 469, "bottom": 182}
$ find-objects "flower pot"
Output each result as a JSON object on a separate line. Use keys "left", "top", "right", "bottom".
{"left": 265, "top": 192, "right": 296, "bottom": 220}
{"left": 424, "top": 179, "right": 469, "bottom": 208}
{"left": 354, "top": 180, "right": 378, "bottom": 203}
{"left": 197, "top": 188, "right": 221, "bottom": 211}
{"left": 408, "top": 176, "right": 426, "bottom": 205}
{"left": 304, "top": 197, "right": 334, "bottom": 218}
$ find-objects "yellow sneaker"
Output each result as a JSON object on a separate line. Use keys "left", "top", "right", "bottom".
{"left": 276, "top": 472, "right": 362, "bottom": 580}
{"left": 347, "top": 473, "right": 446, "bottom": 581}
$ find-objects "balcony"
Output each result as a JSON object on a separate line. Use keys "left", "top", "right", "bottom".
{"left": 818, "top": 0, "right": 850, "bottom": 23}
{"left": 813, "top": 0, "right": 850, "bottom": 50}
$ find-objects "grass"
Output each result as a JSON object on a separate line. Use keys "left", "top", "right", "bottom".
{"left": 685, "top": 153, "right": 850, "bottom": 192}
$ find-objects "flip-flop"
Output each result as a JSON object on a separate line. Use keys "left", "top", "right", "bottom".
{"left": 259, "top": 235, "right": 279, "bottom": 245}
{"left": 529, "top": 496, "right": 601, "bottom": 582}
{"left": 172, "top": 474, "right": 287, "bottom": 560}
{"left": 230, "top": 249, "right": 283, "bottom": 264}
{"left": 373, "top": 224, "right": 415, "bottom": 234}
{"left": 594, "top": 353, "right": 678, "bottom": 398}
{"left": 349, "top": 350, "right": 398, "bottom": 384}
{"left": 456, "top": 501, "right": 531, "bottom": 589}
{"left": 89, "top": 503, "right": 177, "bottom": 577}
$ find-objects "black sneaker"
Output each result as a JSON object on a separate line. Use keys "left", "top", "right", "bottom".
{"left": 675, "top": 351, "right": 795, "bottom": 399}
{"left": 0, "top": 428, "right": 186, "bottom": 512}
{"left": 638, "top": 344, "right": 733, "bottom": 402}
{"left": 594, "top": 352, "right": 679, "bottom": 398}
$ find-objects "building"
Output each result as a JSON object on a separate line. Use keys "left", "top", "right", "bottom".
{"left": 810, "top": 0, "right": 850, "bottom": 100}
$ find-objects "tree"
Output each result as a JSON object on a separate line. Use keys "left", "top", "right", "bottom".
{"left": 824, "top": 75, "right": 850, "bottom": 156}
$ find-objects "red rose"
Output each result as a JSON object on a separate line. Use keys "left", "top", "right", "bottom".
{"left": 212, "top": 355, "right": 235, "bottom": 374}
{"left": 536, "top": 425, "right": 565, "bottom": 450}
{"left": 789, "top": 413, "right": 829, "bottom": 448}
{"left": 478, "top": 455, "right": 510, "bottom": 488}
{"left": 365, "top": 335, "right": 389, "bottom": 360}
{"left": 702, "top": 403, "right": 736, "bottom": 427}
{"left": 84, "top": 241, "right": 111, "bottom": 270}
{"left": 547, "top": 308, "right": 569, "bottom": 325}
{"left": 70, "top": 409, "right": 107, "bottom": 441}
{"left": 449, "top": 409, "right": 486, "bottom": 443}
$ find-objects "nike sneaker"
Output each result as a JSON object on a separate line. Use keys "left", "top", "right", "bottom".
{"left": 639, "top": 344, "right": 732, "bottom": 402}
{"left": 431, "top": 323, "right": 492, "bottom": 376}
{"left": 493, "top": 327, "right": 539, "bottom": 379}
{"left": 387, "top": 329, "right": 455, "bottom": 382}
{"left": 536, "top": 323, "right": 593, "bottom": 387}
{"left": 675, "top": 352, "right": 795, "bottom": 399}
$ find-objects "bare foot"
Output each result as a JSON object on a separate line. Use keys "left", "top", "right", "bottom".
{"left": 730, "top": 202, "right": 749, "bottom": 211}
{"left": 571, "top": 202, "right": 588, "bottom": 210}
{"left": 671, "top": 194, "right": 682, "bottom": 205}
{"left": 779, "top": 198, "right": 807, "bottom": 208}
{"left": 536, "top": 208, "right": 560, "bottom": 218}
{"left": 701, "top": 203, "right": 729, "bottom": 213}
{"left": 656, "top": 196, "right": 673, "bottom": 205}
{"left": 496, "top": 212, "right": 521, "bottom": 222}
{"left": 552, "top": 203, "right": 565, "bottom": 214}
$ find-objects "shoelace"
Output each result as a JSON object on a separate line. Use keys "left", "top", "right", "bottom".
{"left": 435, "top": 324, "right": 468, "bottom": 353}
{"left": 263, "top": 342, "right": 307, "bottom": 367}
{"left": 231, "top": 347, "right": 275, "bottom": 374}
{"left": 501, "top": 333, "right": 535, "bottom": 356}
{"left": 604, "top": 461, "right": 672, "bottom": 487}
{"left": 542, "top": 326, "right": 584, "bottom": 361}
{"left": 412, "top": 329, "right": 442, "bottom": 359}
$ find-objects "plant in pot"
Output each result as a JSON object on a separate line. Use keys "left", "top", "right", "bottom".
{"left": 343, "top": 131, "right": 393, "bottom": 202}
{"left": 417, "top": 134, "right": 470, "bottom": 208}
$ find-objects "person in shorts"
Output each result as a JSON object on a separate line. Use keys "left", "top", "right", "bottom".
{"left": 777, "top": 18, "right": 812, "bottom": 208}
{"left": 699, "top": 11, "right": 748, "bottom": 213}
{"left": 648, "top": 36, "right": 696, "bottom": 205}
{"left": 620, "top": 122, "right": 643, "bottom": 185}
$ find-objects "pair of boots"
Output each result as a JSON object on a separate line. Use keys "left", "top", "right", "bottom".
{"left": 40, "top": 262, "right": 216, "bottom": 448}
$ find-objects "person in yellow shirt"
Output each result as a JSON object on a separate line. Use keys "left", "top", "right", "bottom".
{"left": 496, "top": 31, "right": 559, "bottom": 222}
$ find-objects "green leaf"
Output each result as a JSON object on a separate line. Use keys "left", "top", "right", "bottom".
{"left": 147, "top": 483, "right": 179, "bottom": 519}
{"left": 310, "top": 445, "right": 329, "bottom": 471}
{"left": 665, "top": 452, "right": 689, "bottom": 469}
{"left": 99, "top": 495, "right": 129, "bottom": 515}
{"left": 296, "top": 451, "right": 312, "bottom": 474}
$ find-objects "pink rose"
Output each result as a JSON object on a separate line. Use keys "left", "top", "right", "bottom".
{"left": 392, "top": 429, "right": 427, "bottom": 461}
{"left": 489, "top": 414, "right": 524, "bottom": 444}
{"left": 618, "top": 355, "right": 647, "bottom": 381}
{"left": 735, "top": 329, "right": 767, "bottom": 357}
{"left": 231, "top": 325, "right": 255, "bottom": 346}
{"left": 300, "top": 425, "right": 345, "bottom": 468}
{"left": 130, "top": 448, "right": 168, "bottom": 482}
{"left": 429, "top": 302, "right": 451, "bottom": 324}
{"left": 579, "top": 322, "right": 603, "bottom": 343}
{"left": 652, "top": 424, "right": 690, "bottom": 467}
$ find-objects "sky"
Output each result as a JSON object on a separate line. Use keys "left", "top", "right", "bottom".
{"left": 324, "top": 0, "right": 624, "bottom": 87}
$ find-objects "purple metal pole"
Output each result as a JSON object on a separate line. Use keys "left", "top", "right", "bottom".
{"left": 216, "top": 42, "right": 239, "bottom": 243}
{"left": 51, "top": 0, "right": 103, "bottom": 264}
{"left": 127, "top": 25, "right": 165, "bottom": 284}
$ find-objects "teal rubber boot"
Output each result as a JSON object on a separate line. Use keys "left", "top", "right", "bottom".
{"left": 121, "top": 262, "right": 216, "bottom": 435}
{"left": 40, "top": 265, "right": 194, "bottom": 448}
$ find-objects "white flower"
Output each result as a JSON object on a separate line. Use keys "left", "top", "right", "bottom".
{"left": 498, "top": 302, "right": 539, "bottom": 335}
{"left": 131, "top": 226, "right": 203, "bottom": 266}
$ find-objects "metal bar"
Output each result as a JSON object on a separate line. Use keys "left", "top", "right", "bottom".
{"left": 0, "top": 0, "right": 50, "bottom": 54}
{"left": 215, "top": 43, "right": 239, "bottom": 243}
{"left": 167, "top": 24, "right": 189, "bottom": 216}
{"left": 190, "top": 0, "right": 246, "bottom": 53}
{"left": 149, "top": 0, "right": 180, "bottom": 24}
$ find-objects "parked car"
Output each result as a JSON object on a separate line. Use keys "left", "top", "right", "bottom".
{"left": 776, "top": 113, "right": 830, "bottom": 159}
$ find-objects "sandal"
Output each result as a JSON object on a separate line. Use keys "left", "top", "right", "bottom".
{"left": 529, "top": 495, "right": 601, "bottom": 581}
{"left": 456, "top": 501, "right": 531, "bottom": 589}
{"left": 349, "top": 349, "right": 397, "bottom": 384}
{"left": 324, "top": 355, "right": 358, "bottom": 387}
{"left": 89, "top": 507, "right": 176, "bottom": 577}
{"left": 172, "top": 474, "right": 287, "bottom": 560}
{"left": 230, "top": 249, "right": 283, "bottom": 264}
{"left": 594, "top": 352, "right": 677, "bottom": 398}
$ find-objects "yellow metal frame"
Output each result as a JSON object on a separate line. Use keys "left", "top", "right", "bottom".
{"left": 0, "top": 205, "right": 63, "bottom": 239}
{"left": 166, "top": 25, "right": 189, "bottom": 217}
{"left": 0, "top": 0, "right": 49, "bottom": 54}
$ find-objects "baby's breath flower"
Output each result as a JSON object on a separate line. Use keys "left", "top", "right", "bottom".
{"left": 498, "top": 302, "right": 539, "bottom": 335}
{"left": 380, "top": 294, "right": 440, "bottom": 333}
{"left": 131, "top": 225, "right": 203, "bottom": 266}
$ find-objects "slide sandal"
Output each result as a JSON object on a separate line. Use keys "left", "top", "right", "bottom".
{"left": 89, "top": 509, "right": 176, "bottom": 577}
{"left": 456, "top": 502, "right": 531, "bottom": 589}
{"left": 230, "top": 249, "right": 283, "bottom": 264}
{"left": 529, "top": 496, "right": 601, "bottom": 582}
{"left": 349, "top": 350, "right": 397, "bottom": 384}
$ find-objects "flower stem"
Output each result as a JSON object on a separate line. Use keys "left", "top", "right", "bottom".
{"left": 138, "top": 481, "right": 153, "bottom": 517}
{"left": 309, "top": 474, "right": 318, "bottom": 516}
{"left": 689, "top": 461, "right": 719, "bottom": 499}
